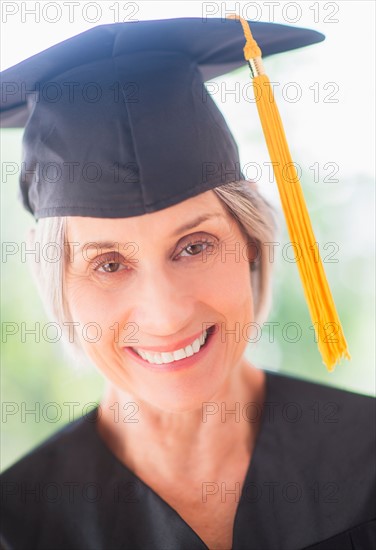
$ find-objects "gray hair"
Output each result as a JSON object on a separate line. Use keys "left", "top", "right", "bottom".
{"left": 31, "top": 180, "right": 276, "bottom": 363}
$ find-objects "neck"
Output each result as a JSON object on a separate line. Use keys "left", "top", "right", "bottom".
{"left": 97, "top": 360, "right": 266, "bottom": 482}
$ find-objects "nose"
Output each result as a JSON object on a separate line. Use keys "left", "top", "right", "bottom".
{"left": 130, "top": 264, "right": 196, "bottom": 337}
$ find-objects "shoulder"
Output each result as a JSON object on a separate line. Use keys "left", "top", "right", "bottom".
{"left": 265, "top": 370, "right": 375, "bottom": 518}
{"left": 264, "top": 368, "right": 375, "bottom": 423}
{"left": 1, "top": 407, "right": 98, "bottom": 483}
{"left": 262, "top": 369, "right": 375, "bottom": 456}
{"left": 247, "top": 370, "right": 376, "bottom": 548}
{"left": 260, "top": 368, "right": 376, "bottom": 482}
{"left": 0, "top": 408, "right": 104, "bottom": 549}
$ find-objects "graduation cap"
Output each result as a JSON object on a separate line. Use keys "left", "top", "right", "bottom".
{"left": 1, "top": 16, "right": 325, "bottom": 218}
{"left": 0, "top": 17, "right": 350, "bottom": 369}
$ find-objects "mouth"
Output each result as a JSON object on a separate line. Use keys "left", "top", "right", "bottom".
{"left": 123, "top": 325, "right": 217, "bottom": 371}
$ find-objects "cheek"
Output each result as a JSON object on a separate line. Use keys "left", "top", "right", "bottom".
{"left": 64, "top": 277, "right": 128, "bottom": 346}
{"left": 200, "top": 247, "right": 253, "bottom": 316}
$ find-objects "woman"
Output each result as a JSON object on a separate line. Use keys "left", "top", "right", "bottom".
{"left": 1, "top": 18, "right": 375, "bottom": 550}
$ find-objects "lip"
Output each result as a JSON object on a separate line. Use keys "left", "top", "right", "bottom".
{"left": 129, "top": 327, "right": 213, "bottom": 353}
{"left": 122, "top": 324, "right": 217, "bottom": 373}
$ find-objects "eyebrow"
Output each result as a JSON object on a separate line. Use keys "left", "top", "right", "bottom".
{"left": 171, "top": 213, "right": 223, "bottom": 237}
{"left": 73, "top": 241, "right": 123, "bottom": 257}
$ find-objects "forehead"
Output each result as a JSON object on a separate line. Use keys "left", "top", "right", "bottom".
{"left": 65, "top": 190, "right": 234, "bottom": 241}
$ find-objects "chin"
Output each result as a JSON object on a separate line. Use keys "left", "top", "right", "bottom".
{"left": 141, "top": 386, "right": 223, "bottom": 415}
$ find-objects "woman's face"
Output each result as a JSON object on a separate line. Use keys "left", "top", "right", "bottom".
{"left": 65, "top": 190, "right": 255, "bottom": 412}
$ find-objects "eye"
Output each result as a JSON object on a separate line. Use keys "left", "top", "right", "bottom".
{"left": 98, "top": 261, "right": 124, "bottom": 273}
{"left": 176, "top": 237, "right": 216, "bottom": 258}
{"left": 92, "top": 253, "right": 130, "bottom": 274}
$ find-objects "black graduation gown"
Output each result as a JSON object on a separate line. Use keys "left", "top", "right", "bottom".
{"left": 1, "top": 369, "right": 375, "bottom": 550}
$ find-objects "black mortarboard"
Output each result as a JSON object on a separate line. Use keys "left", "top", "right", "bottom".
{"left": 0, "top": 17, "right": 324, "bottom": 219}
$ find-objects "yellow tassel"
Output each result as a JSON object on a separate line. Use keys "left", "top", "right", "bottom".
{"left": 228, "top": 14, "right": 351, "bottom": 371}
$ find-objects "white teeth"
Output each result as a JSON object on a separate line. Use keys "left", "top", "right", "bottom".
{"left": 137, "top": 349, "right": 146, "bottom": 359}
{"left": 161, "top": 352, "right": 174, "bottom": 364}
{"left": 184, "top": 344, "right": 194, "bottom": 357}
{"left": 134, "top": 330, "right": 208, "bottom": 365}
{"left": 192, "top": 338, "right": 200, "bottom": 353}
{"left": 173, "top": 349, "right": 186, "bottom": 361}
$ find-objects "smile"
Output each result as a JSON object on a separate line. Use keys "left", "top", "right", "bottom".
{"left": 132, "top": 330, "right": 208, "bottom": 365}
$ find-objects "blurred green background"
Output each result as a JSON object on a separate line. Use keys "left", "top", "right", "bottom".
{"left": 1, "top": 2, "right": 375, "bottom": 472}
